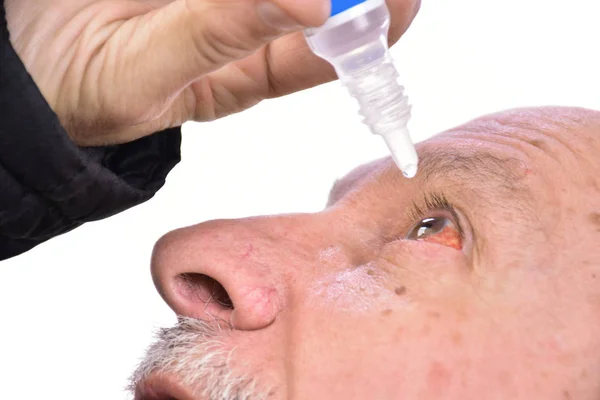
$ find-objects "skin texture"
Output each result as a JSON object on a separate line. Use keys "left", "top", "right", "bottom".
{"left": 146, "top": 106, "right": 600, "bottom": 399}
{"left": 4, "top": 0, "right": 419, "bottom": 145}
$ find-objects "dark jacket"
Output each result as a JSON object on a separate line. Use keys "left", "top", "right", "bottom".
{"left": 0, "top": 2, "right": 181, "bottom": 260}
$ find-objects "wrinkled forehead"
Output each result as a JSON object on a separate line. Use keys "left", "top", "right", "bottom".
{"left": 330, "top": 107, "right": 600, "bottom": 201}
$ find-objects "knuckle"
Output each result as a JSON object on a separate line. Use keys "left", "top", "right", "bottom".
{"left": 186, "top": 3, "right": 270, "bottom": 67}
{"left": 193, "top": 25, "right": 251, "bottom": 67}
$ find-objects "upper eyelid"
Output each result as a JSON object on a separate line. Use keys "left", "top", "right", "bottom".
{"left": 406, "top": 193, "right": 467, "bottom": 238}
{"left": 409, "top": 209, "right": 463, "bottom": 235}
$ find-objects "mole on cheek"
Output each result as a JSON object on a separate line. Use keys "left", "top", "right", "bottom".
{"left": 451, "top": 331, "right": 463, "bottom": 346}
{"left": 381, "top": 309, "right": 393, "bottom": 316}
{"left": 395, "top": 286, "right": 407, "bottom": 296}
{"left": 588, "top": 212, "right": 600, "bottom": 230}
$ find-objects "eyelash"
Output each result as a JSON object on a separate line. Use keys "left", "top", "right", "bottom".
{"left": 407, "top": 192, "right": 464, "bottom": 237}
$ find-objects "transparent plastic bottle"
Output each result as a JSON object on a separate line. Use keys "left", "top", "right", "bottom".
{"left": 304, "top": 0, "right": 418, "bottom": 178}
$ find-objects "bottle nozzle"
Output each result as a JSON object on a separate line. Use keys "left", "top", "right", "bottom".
{"left": 381, "top": 128, "right": 419, "bottom": 178}
{"left": 339, "top": 50, "right": 419, "bottom": 178}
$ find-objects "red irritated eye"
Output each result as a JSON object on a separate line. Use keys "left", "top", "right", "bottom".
{"left": 406, "top": 217, "right": 462, "bottom": 250}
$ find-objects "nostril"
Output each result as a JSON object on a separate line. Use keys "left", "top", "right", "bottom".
{"left": 175, "top": 273, "right": 234, "bottom": 310}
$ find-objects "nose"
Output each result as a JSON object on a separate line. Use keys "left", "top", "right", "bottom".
{"left": 151, "top": 215, "right": 320, "bottom": 331}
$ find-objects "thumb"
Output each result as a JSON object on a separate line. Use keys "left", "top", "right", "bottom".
{"left": 118, "top": 0, "right": 330, "bottom": 110}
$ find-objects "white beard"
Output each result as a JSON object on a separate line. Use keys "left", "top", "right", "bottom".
{"left": 129, "top": 317, "right": 270, "bottom": 400}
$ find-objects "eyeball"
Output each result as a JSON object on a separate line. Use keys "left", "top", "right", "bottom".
{"left": 406, "top": 217, "right": 462, "bottom": 250}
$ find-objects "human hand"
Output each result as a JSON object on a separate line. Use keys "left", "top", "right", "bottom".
{"left": 5, "top": 0, "right": 420, "bottom": 145}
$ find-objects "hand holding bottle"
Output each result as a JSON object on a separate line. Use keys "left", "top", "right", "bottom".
{"left": 5, "top": 0, "right": 420, "bottom": 145}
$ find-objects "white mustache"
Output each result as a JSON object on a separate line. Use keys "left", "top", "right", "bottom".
{"left": 128, "top": 317, "right": 269, "bottom": 400}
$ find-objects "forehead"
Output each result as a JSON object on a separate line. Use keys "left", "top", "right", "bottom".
{"left": 330, "top": 107, "right": 600, "bottom": 203}
{"left": 328, "top": 142, "right": 534, "bottom": 209}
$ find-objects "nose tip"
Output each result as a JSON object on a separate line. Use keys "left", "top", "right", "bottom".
{"left": 151, "top": 222, "right": 281, "bottom": 331}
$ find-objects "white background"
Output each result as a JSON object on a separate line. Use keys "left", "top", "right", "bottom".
{"left": 2, "top": 0, "right": 600, "bottom": 398}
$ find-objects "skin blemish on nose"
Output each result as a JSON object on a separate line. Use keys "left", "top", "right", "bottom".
{"left": 241, "top": 244, "right": 254, "bottom": 259}
{"left": 395, "top": 286, "right": 407, "bottom": 296}
{"left": 318, "top": 245, "right": 340, "bottom": 259}
{"left": 381, "top": 309, "right": 393, "bottom": 316}
{"left": 317, "top": 245, "right": 350, "bottom": 267}
{"left": 563, "top": 390, "right": 571, "bottom": 399}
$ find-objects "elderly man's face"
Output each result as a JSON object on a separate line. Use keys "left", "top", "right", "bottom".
{"left": 132, "top": 107, "right": 600, "bottom": 400}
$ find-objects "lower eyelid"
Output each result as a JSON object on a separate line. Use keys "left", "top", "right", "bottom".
{"left": 420, "top": 223, "right": 462, "bottom": 250}
{"left": 381, "top": 239, "right": 467, "bottom": 265}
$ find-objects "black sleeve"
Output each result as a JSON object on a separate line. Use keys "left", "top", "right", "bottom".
{"left": 0, "top": 1, "right": 182, "bottom": 260}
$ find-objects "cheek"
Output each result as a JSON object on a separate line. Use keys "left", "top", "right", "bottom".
{"left": 386, "top": 307, "right": 555, "bottom": 399}
{"left": 322, "top": 309, "right": 519, "bottom": 398}
{"left": 307, "top": 264, "right": 398, "bottom": 313}
{"left": 376, "top": 240, "right": 472, "bottom": 303}
{"left": 281, "top": 304, "right": 484, "bottom": 398}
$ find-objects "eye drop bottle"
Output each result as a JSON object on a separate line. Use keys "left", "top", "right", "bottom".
{"left": 304, "top": 0, "right": 419, "bottom": 177}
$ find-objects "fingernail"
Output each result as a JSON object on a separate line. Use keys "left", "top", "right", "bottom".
{"left": 257, "top": 1, "right": 305, "bottom": 31}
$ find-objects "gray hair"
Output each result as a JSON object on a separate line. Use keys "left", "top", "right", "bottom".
{"left": 128, "top": 317, "right": 271, "bottom": 400}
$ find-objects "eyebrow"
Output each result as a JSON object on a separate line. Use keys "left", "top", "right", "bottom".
{"left": 327, "top": 147, "right": 533, "bottom": 207}
{"left": 416, "top": 147, "right": 530, "bottom": 196}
